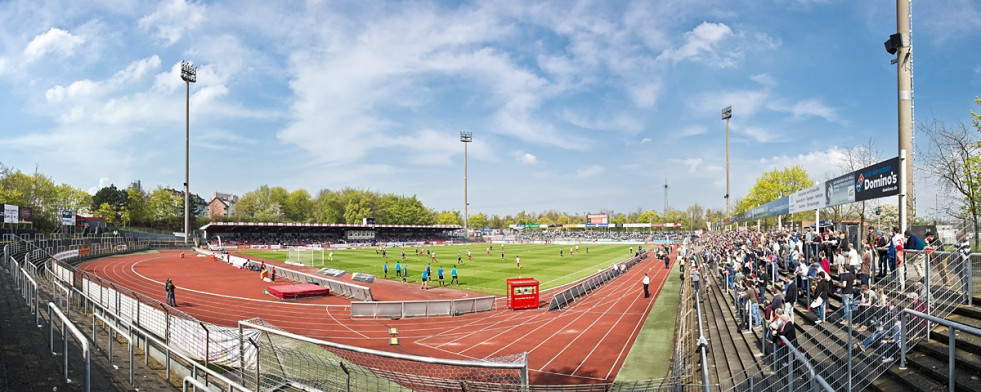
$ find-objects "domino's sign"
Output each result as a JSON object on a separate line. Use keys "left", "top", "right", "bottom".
{"left": 855, "top": 157, "right": 900, "bottom": 202}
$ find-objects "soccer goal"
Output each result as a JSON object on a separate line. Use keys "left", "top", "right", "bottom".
{"left": 286, "top": 246, "right": 325, "bottom": 266}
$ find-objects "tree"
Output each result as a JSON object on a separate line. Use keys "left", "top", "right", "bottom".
{"left": 123, "top": 185, "right": 147, "bottom": 228}
{"left": 91, "top": 185, "right": 128, "bottom": 215}
{"left": 736, "top": 165, "right": 815, "bottom": 228}
{"left": 468, "top": 213, "right": 488, "bottom": 229}
{"left": 918, "top": 98, "right": 981, "bottom": 247}
{"left": 147, "top": 187, "right": 184, "bottom": 229}
{"left": 436, "top": 211, "right": 462, "bottom": 225}
{"left": 0, "top": 165, "right": 89, "bottom": 231}
{"left": 94, "top": 202, "right": 118, "bottom": 225}
{"left": 284, "top": 189, "right": 313, "bottom": 222}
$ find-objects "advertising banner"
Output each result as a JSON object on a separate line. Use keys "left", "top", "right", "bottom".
{"left": 62, "top": 211, "right": 75, "bottom": 226}
{"left": 855, "top": 157, "right": 901, "bottom": 202}
{"left": 825, "top": 173, "right": 855, "bottom": 208}
{"left": 3, "top": 205, "right": 18, "bottom": 224}
{"left": 587, "top": 214, "right": 609, "bottom": 225}
{"left": 18, "top": 207, "right": 33, "bottom": 224}
{"left": 790, "top": 185, "right": 825, "bottom": 213}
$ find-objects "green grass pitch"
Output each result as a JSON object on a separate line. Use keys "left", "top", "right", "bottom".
{"left": 241, "top": 244, "right": 641, "bottom": 295}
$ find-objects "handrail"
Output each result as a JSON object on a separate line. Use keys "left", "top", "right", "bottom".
{"left": 693, "top": 291, "right": 710, "bottom": 392}
{"left": 92, "top": 310, "right": 135, "bottom": 385}
{"left": 779, "top": 336, "right": 834, "bottom": 392}
{"left": 184, "top": 376, "right": 214, "bottom": 392}
{"left": 20, "top": 266, "right": 39, "bottom": 326}
{"left": 48, "top": 302, "right": 91, "bottom": 392}
{"left": 901, "top": 308, "right": 981, "bottom": 392}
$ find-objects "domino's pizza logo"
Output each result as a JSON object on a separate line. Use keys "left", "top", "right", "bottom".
{"left": 856, "top": 174, "right": 864, "bottom": 192}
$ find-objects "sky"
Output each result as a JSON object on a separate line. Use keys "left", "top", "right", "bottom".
{"left": 1, "top": 0, "right": 979, "bottom": 220}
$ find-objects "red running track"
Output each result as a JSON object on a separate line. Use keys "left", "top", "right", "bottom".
{"left": 80, "top": 250, "right": 674, "bottom": 384}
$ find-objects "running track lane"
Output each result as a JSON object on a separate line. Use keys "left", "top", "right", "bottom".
{"left": 79, "top": 250, "right": 675, "bottom": 384}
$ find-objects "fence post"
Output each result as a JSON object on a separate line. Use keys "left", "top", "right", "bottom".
{"left": 925, "top": 251, "right": 931, "bottom": 341}
{"left": 900, "top": 312, "right": 908, "bottom": 370}
{"left": 949, "top": 328, "right": 956, "bottom": 392}
{"left": 200, "top": 322, "right": 210, "bottom": 388}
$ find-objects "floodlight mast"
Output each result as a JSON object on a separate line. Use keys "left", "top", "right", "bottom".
{"left": 460, "top": 131, "right": 472, "bottom": 241}
{"left": 181, "top": 61, "right": 197, "bottom": 245}
{"left": 722, "top": 105, "right": 732, "bottom": 226}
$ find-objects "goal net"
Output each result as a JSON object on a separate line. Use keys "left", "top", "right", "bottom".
{"left": 286, "top": 246, "right": 325, "bottom": 266}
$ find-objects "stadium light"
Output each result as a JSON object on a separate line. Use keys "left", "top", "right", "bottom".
{"left": 460, "top": 131, "right": 472, "bottom": 240}
{"left": 181, "top": 61, "right": 197, "bottom": 245}
{"left": 722, "top": 105, "right": 732, "bottom": 221}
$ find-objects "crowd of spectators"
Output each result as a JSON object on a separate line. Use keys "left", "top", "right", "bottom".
{"left": 514, "top": 229, "right": 687, "bottom": 243}
{"left": 687, "top": 225, "right": 971, "bottom": 367}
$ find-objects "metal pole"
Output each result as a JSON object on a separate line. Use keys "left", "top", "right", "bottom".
{"left": 184, "top": 77, "right": 190, "bottom": 245}
{"left": 925, "top": 251, "right": 931, "bottom": 340}
{"left": 896, "top": 0, "right": 914, "bottom": 229}
{"left": 845, "top": 300, "right": 855, "bottom": 391}
{"left": 723, "top": 106, "right": 731, "bottom": 218}
{"left": 900, "top": 312, "right": 908, "bottom": 369}
{"left": 949, "top": 330, "right": 956, "bottom": 392}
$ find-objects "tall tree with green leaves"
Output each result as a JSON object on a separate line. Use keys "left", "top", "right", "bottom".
{"left": 735, "top": 165, "right": 814, "bottom": 228}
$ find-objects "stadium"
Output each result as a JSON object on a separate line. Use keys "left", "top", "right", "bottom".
{"left": 5, "top": 1, "right": 981, "bottom": 391}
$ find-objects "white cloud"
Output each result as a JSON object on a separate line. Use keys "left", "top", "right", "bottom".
{"left": 23, "top": 28, "right": 85, "bottom": 63}
{"left": 89, "top": 177, "right": 110, "bottom": 195}
{"left": 679, "top": 125, "right": 707, "bottom": 137}
{"left": 139, "top": 0, "right": 207, "bottom": 45}
{"left": 576, "top": 165, "right": 605, "bottom": 178}
{"left": 658, "top": 22, "right": 736, "bottom": 67}
{"left": 627, "top": 81, "right": 662, "bottom": 108}
{"left": 640, "top": 138, "right": 652, "bottom": 143}
{"left": 769, "top": 99, "right": 840, "bottom": 123}
{"left": 515, "top": 152, "right": 538, "bottom": 164}
{"left": 758, "top": 147, "right": 848, "bottom": 178}
{"left": 751, "top": 73, "right": 777, "bottom": 87}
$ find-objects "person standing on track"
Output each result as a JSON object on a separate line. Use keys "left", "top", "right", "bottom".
{"left": 642, "top": 273, "right": 650, "bottom": 298}
{"left": 271, "top": 267, "right": 276, "bottom": 282}
{"left": 165, "top": 278, "right": 177, "bottom": 307}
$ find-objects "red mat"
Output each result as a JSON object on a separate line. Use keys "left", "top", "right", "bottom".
{"left": 267, "top": 283, "right": 331, "bottom": 299}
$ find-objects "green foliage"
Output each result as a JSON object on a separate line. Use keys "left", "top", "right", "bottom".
{"left": 736, "top": 165, "right": 814, "bottom": 213}
{"left": 0, "top": 165, "right": 91, "bottom": 231}
{"left": 468, "top": 213, "right": 489, "bottom": 228}
{"left": 436, "top": 211, "right": 462, "bottom": 225}
{"left": 147, "top": 187, "right": 184, "bottom": 228}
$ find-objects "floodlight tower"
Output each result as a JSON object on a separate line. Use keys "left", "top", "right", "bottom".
{"left": 663, "top": 178, "right": 669, "bottom": 233}
{"left": 460, "top": 131, "right": 472, "bottom": 241}
{"left": 722, "top": 105, "right": 732, "bottom": 223}
{"left": 181, "top": 60, "right": 197, "bottom": 245}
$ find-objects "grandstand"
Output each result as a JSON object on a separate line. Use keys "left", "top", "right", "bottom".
{"left": 200, "top": 221, "right": 461, "bottom": 248}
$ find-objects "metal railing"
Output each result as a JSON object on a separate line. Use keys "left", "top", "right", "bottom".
{"left": 900, "top": 308, "right": 981, "bottom": 392}
{"left": 48, "top": 302, "right": 91, "bottom": 392}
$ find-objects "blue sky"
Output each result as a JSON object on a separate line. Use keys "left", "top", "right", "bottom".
{"left": 1, "top": 0, "right": 979, "bottom": 219}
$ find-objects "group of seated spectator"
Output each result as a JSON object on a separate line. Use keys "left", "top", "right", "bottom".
{"left": 690, "top": 226, "right": 959, "bottom": 367}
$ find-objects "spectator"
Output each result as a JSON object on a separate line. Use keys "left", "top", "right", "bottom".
{"left": 811, "top": 271, "right": 830, "bottom": 323}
